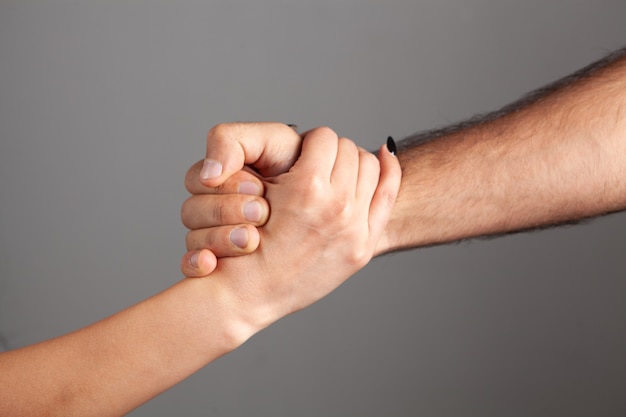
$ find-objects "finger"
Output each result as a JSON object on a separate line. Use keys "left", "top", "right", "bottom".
{"left": 186, "top": 224, "right": 261, "bottom": 256}
{"left": 330, "top": 137, "right": 359, "bottom": 194}
{"left": 293, "top": 127, "right": 340, "bottom": 177}
{"left": 186, "top": 164, "right": 265, "bottom": 196}
{"left": 355, "top": 149, "right": 381, "bottom": 205}
{"left": 181, "top": 194, "right": 269, "bottom": 229}
{"left": 200, "top": 122, "right": 302, "bottom": 187}
{"left": 181, "top": 249, "right": 217, "bottom": 278}
{"left": 367, "top": 144, "right": 402, "bottom": 239}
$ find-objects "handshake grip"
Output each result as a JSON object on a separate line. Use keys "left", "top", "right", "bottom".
{"left": 180, "top": 123, "right": 400, "bottom": 283}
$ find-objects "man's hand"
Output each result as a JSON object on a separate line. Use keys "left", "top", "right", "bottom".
{"left": 180, "top": 122, "right": 303, "bottom": 277}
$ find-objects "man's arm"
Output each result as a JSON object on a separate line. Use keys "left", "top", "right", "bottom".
{"left": 380, "top": 47, "right": 626, "bottom": 253}
{"left": 181, "top": 47, "right": 626, "bottom": 264}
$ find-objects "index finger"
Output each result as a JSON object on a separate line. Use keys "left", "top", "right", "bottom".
{"left": 186, "top": 164, "right": 265, "bottom": 196}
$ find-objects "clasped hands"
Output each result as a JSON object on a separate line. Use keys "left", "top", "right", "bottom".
{"left": 180, "top": 122, "right": 400, "bottom": 328}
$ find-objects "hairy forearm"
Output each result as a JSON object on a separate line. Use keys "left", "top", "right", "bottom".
{"left": 0, "top": 278, "right": 250, "bottom": 417}
{"left": 379, "top": 48, "right": 626, "bottom": 253}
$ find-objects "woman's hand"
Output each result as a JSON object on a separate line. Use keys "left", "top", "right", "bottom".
{"left": 182, "top": 125, "right": 401, "bottom": 331}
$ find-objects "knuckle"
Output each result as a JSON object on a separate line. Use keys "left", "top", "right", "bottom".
{"left": 207, "top": 123, "right": 240, "bottom": 152}
{"left": 338, "top": 136, "right": 356, "bottom": 150}
{"left": 214, "top": 181, "right": 230, "bottom": 195}
{"left": 345, "top": 242, "right": 371, "bottom": 268}
{"left": 361, "top": 150, "right": 379, "bottom": 168}
{"left": 186, "top": 229, "right": 218, "bottom": 251}
{"left": 211, "top": 200, "right": 227, "bottom": 225}
{"left": 203, "top": 230, "right": 218, "bottom": 247}
{"left": 309, "top": 126, "right": 338, "bottom": 140}
{"left": 207, "top": 122, "right": 229, "bottom": 139}
{"left": 299, "top": 175, "right": 327, "bottom": 205}
{"left": 328, "top": 198, "right": 353, "bottom": 223}
{"left": 298, "top": 182, "right": 355, "bottom": 227}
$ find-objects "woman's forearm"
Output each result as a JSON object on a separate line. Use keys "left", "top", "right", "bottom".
{"left": 0, "top": 277, "right": 250, "bottom": 417}
{"left": 379, "top": 48, "right": 626, "bottom": 253}
{"left": 0, "top": 127, "right": 401, "bottom": 417}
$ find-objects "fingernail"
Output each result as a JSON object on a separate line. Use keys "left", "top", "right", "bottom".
{"left": 238, "top": 180, "right": 261, "bottom": 195}
{"left": 243, "top": 201, "right": 262, "bottom": 222}
{"left": 230, "top": 227, "right": 248, "bottom": 248}
{"left": 386, "top": 136, "right": 397, "bottom": 156}
{"left": 190, "top": 252, "right": 200, "bottom": 268}
{"left": 200, "top": 159, "right": 222, "bottom": 180}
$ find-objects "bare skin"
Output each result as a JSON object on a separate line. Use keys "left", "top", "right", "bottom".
{"left": 181, "top": 47, "right": 626, "bottom": 273}
{"left": 0, "top": 128, "right": 401, "bottom": 417}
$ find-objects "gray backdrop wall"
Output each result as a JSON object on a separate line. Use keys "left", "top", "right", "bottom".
{"left": 1, "top": 1, "right": 625, "bottom": 416}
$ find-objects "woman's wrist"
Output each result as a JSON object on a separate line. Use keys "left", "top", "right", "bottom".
{"left": 187, "top": 274, "right": 264, "bottom": 353}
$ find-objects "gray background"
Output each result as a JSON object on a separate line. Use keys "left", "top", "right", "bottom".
{"left": 1, "top": 1, "right": 625, "bottom": 416}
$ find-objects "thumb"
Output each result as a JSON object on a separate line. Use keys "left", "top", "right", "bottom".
{"left": 200, "top": 122, "right": 302, "bottom": 187}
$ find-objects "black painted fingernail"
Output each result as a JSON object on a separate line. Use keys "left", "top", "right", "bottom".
{"left": 386, "top": 136, "right": 397, "bottom": 155}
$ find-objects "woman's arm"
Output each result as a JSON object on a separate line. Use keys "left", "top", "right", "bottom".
{"left": 0, "top": 128, "right": 401, "bottom": 417}
{"left": 0, "top": 278, "right": 243, "bottom": 417}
